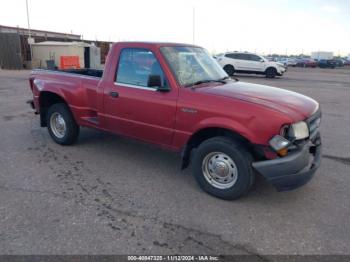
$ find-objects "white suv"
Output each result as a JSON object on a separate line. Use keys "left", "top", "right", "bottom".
{"left": 215, "top": 52, "right": 286, "bottom": 78}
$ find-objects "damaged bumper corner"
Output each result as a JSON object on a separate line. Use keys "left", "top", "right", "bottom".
{"left": 252, "top": 138, "right": 322, "bottom": 191}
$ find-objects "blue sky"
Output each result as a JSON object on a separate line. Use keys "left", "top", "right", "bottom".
{"left": 1, "top": 0, "right": 349, "bottom": 55}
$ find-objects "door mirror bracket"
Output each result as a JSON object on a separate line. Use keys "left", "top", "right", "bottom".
{"left": 148, "top": 75, "right": 170, "bottom": 92}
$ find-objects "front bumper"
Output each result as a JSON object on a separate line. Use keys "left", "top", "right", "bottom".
{"left": 252, "top": 138, "right": 321, "bottom": 191}
{"left": 277, "top": 67, "right": 287, "bottom": 76}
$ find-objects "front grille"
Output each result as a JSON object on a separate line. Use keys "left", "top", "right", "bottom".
{"left": 306, "top": 109, "right": 321, "bottom": 143}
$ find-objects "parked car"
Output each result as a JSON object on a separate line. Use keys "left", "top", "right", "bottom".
{"left": 28, "top": 42, "right": 321, "bottom": 200}
{"left": 266, "top": 56, "right": 277, "bottom": 62}
{"left": 278, "top": 58, "right": 297, "bottom": 67}
{"left": 296, "top": 58, "right": 318, "bottom": 68}
{"left": 334, "top": 59, "right": 344, "bottom": 67}
{"left": 318, "top": 59, "right": 336, "bottom": 69}
{"left": 215, "top": 52, "right": 286, "bottom": 78}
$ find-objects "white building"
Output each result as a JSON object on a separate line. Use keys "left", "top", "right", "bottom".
{"left": 311, "top": 51, "right": 333, "bottom": 60}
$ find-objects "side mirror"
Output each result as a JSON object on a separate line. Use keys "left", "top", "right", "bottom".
{"left": 260, "top": 59, "right": 264, "bottom": 62}
{"left": 147, "top": 75, "right": 170, "bottom": 92}
{"left": 148, "top": 74, "right": 161, "bottom": 88}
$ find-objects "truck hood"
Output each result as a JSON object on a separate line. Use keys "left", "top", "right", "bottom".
{"left": 200, "top": 81, "right": 319, "bottom": 121}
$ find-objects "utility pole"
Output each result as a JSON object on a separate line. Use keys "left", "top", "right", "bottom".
{"left": 192, "top": 7, "right": 195, "bottom": 45}
{"left": 26, "top": 0, "right": 31, "bottom": 38}
{"left": 25, "top": 0, "right": 33, "bottom": 62}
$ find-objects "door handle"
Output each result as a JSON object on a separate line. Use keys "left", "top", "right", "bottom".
{"left": 109, "top": 91, "right": 119, "bottom": 98}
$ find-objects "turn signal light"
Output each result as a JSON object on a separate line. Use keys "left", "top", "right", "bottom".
{"left": 277, "top": 148, "right": 288, "bottom": 157}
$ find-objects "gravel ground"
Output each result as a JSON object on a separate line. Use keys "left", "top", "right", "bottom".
{"left": 0, "top": 67, "right": 349, "bottom": 257}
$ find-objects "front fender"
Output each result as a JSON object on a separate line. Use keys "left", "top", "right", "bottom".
{"left": 179, "top": 116, "right": 257, "bottom": 170}
{"left": 192, "top": 116, "right": 257, "bottom": 143}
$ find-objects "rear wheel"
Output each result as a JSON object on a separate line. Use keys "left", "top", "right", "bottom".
{"left": 223, "top": 65, "right": 235, "bottom": 76}
{"left": 265, "top": 67, "right": 277, "bottom": 78}
{"left": 47, "top": 103, "right": 80, "bottom": 145}
{"left": 192, "top": 137, "right": 254, "bottom": 200}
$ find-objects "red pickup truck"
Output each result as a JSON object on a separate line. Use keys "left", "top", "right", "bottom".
{"left": 28, "top": 42, "right": 322, "bottom": 200}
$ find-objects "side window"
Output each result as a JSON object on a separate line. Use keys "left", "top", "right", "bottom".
{"left": 240, "top": 54, "right": 251, "bottom": 61}
{"left": 116, "top": 48, "right": 167, "bottom": 89}
{"left": 234, "top": 53, "right": 246, "bottom": 60}
{"left": 249, "top": 54, "right": 262, "bottom": 62}
{"left": 225, "top": 53, "right": 238, "bottom": 59}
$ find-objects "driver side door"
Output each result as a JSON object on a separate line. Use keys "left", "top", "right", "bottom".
{"left": 248, "top": 54, "right": 266, "bottom": 72}
{"left": 103, "top": 48, "right": 178, "bottom": 147}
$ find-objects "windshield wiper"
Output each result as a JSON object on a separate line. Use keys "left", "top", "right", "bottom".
{"left": 219, "top": 76, "right": 239, "bottom": 82}
{"left": 219, "top": 76, "right": 230, "bottom": 81}
{"left": 185, "top": 79, "right": 226, "bottom": 88}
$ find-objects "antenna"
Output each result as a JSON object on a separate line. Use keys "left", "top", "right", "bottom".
{"left": 192, "top": 7, "right": 195, "bottom": 45}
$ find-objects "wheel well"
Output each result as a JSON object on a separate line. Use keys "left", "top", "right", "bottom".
{"left": 181, "top": 127, "right": 252, "bottom": 169}
{"left": 265, "top": 67, "right": 277, "bottom": 73}
{"left": 223, "top": 65, "right": 235, "bottom": 76}
{"left": 224, "top": 64, "right": 235, "bottom": 71}
{"left": 39, "top": 91, "right": 66, "bottom": 127}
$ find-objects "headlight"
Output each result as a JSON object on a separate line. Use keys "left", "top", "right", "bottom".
{"left": 288, "top": 121, "right": 309, "bottom": 140}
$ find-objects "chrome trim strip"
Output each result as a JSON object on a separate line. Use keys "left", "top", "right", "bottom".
{"left": 114, "top": 82, "right": 157, "bottom": 91}
{"left": 32, "top": 69, "right": 102, "bottom": 80}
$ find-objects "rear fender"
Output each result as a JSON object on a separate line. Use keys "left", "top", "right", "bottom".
{"left": 35, "top": 79, "right": 69, "bottom": 126}
{"left": 34, "top": 79, "right": 68, "bottom": 102}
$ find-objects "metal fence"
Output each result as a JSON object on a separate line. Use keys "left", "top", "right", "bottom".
{"left": 0, "top": 33, "right": 22, "bottom": 69}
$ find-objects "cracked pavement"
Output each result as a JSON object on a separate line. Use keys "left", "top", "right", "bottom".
{"left": 0, "top": 68, "right": 349, "bottom": 256}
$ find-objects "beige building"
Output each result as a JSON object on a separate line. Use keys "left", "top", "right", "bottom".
{"left": 31, "top": 41, "right": 101, "bottom": 69}
{"left": 311, "top": 51, "right": 333, "bottom": 60}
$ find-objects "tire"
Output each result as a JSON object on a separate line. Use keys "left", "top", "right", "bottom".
{"left": 46, "top": 103, "right": 80, "bottom": 145}
{"left": 265, "top": 67, "right": 277, "bottom": 78}
{"left": 192, "top": 136, "right": 254, "bottom": 200}
{"left": 223, "top": 65, "right": 235, "bottom": 76}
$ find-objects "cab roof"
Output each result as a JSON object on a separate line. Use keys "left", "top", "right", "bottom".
{"left": 112, "top": 41, "right": 201, "bottom": 49}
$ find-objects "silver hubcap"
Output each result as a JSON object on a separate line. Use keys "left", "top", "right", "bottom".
{"left": 50, "top": 112, "right": 66, "bottom": 139}
{"left": 202, "top": 152, "right": 238, "bottom": 189}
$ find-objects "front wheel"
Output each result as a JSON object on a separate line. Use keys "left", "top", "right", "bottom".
{"left": 47, "top": 103, "right": 80, "bottom": 145}
{"left": 223, "top": 65, "right": 235, "bottom": 76}
{"left": 192, "top": 137, "right": 254, "bottom": 200}
{"left": 265, "top": 67, "right": 277, "bottom": 78}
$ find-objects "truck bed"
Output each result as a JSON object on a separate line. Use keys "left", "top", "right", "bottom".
{"left": 58, "top": 69, "right": 103, "bottom": 78}
{"left": 30, "top": 68, "right": 102, "bottom": 126}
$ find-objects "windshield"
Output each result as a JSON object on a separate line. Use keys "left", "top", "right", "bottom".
{"left": 160, "top": 46, "right": 227, "bottom": 86}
